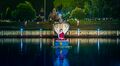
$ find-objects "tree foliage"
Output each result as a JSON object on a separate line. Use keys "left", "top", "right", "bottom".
{"left": 70, "top": 7, "right": 85, "bottom": 19}
{"left": 12, "top": 1, "right": 36, "bottom": 21}
{"left": 54, "top": 0, "right": 120, "bottom": 19}
{"left": 54, "top": 0, "right": 75, "bottom": 12}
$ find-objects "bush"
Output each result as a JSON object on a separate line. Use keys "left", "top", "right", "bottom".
{"left": 67, "top": 18, "right": 77, "bottom": 25}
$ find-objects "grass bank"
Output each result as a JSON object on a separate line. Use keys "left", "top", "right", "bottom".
{"left": 0, "top": 20, "right": 120, "bottom": 30}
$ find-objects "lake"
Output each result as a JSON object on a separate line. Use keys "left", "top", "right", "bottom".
{"left": 0, "top": 38, "right": 120, "bottom": 66}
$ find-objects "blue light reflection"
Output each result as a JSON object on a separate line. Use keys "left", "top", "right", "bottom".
{"left": 54, "top": 40, "right": 70, "bottom": 66}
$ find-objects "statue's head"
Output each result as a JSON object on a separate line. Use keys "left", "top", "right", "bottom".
{"left": 53, "top": 8, "right": 56, "bottom": 12}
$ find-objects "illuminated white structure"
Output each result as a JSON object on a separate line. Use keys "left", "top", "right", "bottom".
{"left": 53, "top": 22, "right": 69, "bottom": 34}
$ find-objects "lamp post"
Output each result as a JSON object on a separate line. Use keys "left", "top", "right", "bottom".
{"left": 97, "top": 28, "right": 100, "bottom": 36}
{"left": 20, "top": 28, "right": 23, "bottom": 36}
{"left": 77, "top": 28, "right": 80, "bottom": 36}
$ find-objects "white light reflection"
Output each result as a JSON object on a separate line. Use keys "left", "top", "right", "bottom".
{"left": 20, "top": 38, "right": 23, "bottom": 52}
{"left": 117, "top": 30, "right": 119, "bottom": 36}
{"left": 77, "top": 28, "right": 80, "bottom": 36}
{"left": 77, "top": 39, "right": 80, "bottom": 54}
{"left": 97, "top": 39, "right": 100, "bottom": 53}
{"left": 39, "top": 38, "right": 42, "bottom": 51}
{"left": 117, "top": 38, "right": 119, "bottom": 45}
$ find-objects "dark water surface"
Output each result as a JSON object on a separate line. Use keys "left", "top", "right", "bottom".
{"left": 0, "top": 38, "right": 120, "bottom": 66}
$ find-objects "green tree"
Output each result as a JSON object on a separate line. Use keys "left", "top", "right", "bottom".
{"left": 5, "top": 7, "right": 12, "bottom": 19}
{"left": 12, "top": 1, "right": 36, "bottom": 21}
{"left": 70, "top": 7, "right": 85, "bottom": 19}
{"left": 84, "top": 1, "right": 90, "bottom": 17}
{"left": 54, "top": 0, "right": 75, "bottom": 12}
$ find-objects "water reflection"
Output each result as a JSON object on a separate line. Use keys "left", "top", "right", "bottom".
{"left": 0, "top": 38, "right": 118, "bottom": 44}
{"left": 39, "top": 38, "right": 42, "bottom": 51}
{"left": 97, "top": 39, "right": 100, "bottom": 53}
{"left": 53, "top": 40, "right": 70, "bottom": 66}
{"left": 117, "top": 38, "right": 119, "bottom": 45}
{"left": 20, "top": 38, "right": 23, "bottom": 52}
{"left": 77, "top": 39, "right": 80, "bottom": 54}
{"left": 0, "top": 38, "right": 120, "bottom": 66}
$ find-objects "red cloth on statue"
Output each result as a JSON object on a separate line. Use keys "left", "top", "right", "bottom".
{"left": 59, "top": 32, "right": 64, "bottom": 39}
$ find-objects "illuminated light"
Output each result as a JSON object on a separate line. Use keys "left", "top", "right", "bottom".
{"left": 57, "top": 11, "right": 63, "bottom": 22}
{"left": 20, "top": 28, "right": 23, "bottom": 31}
{"left": 60, "top": 42, "right": 62, "bottom": 46}
{"left": 20, "top": 28, "right": 23, "bottom": 36}
{"left": 39, "top": 28, "right": 42, "bottom": 37}
{"left": 97, "top": 28, "right": 100, "bottom": 36}
{"left": 77, "top": 39, "right": 80, "bottom": 54}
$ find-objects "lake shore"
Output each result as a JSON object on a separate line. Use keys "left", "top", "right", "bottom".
{"left": 0, "top": 20, "right": 120, "bottom": 30}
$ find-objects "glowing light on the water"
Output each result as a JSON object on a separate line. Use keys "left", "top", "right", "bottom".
{"left": 20, "top": 38, "right": 23, "bottom": 52}
{"left": 39, "top": 38, "right": 42, "bottom": 51}
{"left": 97, "top": 39, "right": 100, "bottom": 52}
{"left": 54, "top": 58, "right": 69, "bottom": 66}
{"left": 77, "top": 39, "right": 80, "bottom": 54}
{"left": 117, "top": 38, "right": 119, "bottom": 45}
{"left": 117, "top": 30, "right": 119, "bottom": 36}
{"left": 77, "top": 28, "right": 80, "bottom": 36}
{"left": 54, "top": 40, "right": 69, "bottom": 66}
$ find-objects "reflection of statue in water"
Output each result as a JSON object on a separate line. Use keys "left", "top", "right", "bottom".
{"left": 54, "top": 40, "right": 70, "bottom": 66}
